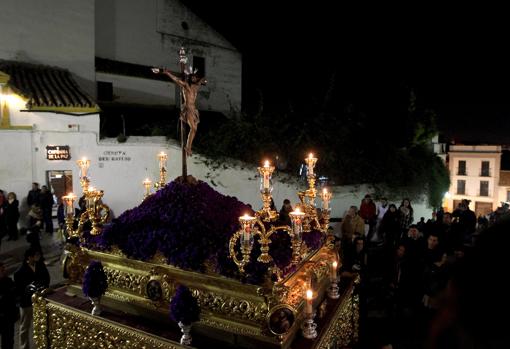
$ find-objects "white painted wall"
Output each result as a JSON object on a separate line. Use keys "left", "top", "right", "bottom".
{"left": 96, "top": 72, "right": 176, "bottom": 106}
{"left": 0, "top": 129, "right": 433, "bottom": 225}
{"left": 95, "top": 0, "right": 242, "bottom": 114}
{"left": 0, "top": 0, "right": 96, "bottom": 95}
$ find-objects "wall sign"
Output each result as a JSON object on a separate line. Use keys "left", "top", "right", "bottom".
{"left": 46, "top": 145, "right": 71, "bottom": 160}
{"left": 98, "top": 150, "right": 132, "bottom": 162}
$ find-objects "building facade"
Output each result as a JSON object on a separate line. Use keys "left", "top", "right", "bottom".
{"left": 446, "top": 145, "right": 505, "bottom": 217}
{"left": 0, "top": 0, "right": 242, "bottom": 115}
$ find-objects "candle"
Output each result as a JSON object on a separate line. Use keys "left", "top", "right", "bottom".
{"left": 77, "top": 157, "right": 90, "bottom": 178}
{"left": 322, "top": 188, "right": 329, "bottom": 210}
{"left": 158, "top": 152, "right": 167, "bottom": 170}
{"left": 86, "top": 187, "right": 95, "bottom": 208}
{"left": 242, "top": 214, "right": 252, "bottom": 241}
{"left": 289, "top": 207, "right": 305, "bottom": 237}
{"left": 143, "top": 178, "right": 152, "bottom": 197}
{"left": 331, "top": 261, "right": 338, "bottom": 280}
{"left": 306, "top": 289, "right": 313, "bottom": 315}
{"left": 263, "top": 160, "right": 270, "bottom": 189}
{"left": 307, "top": 153, "right": 314, "bottom": 175}
{"left": 63, "top": 193, "right": 77, "bottom": 216}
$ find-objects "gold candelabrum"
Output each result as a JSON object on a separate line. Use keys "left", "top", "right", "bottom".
{"left": 154, "top": 151, "right": 168, "bottom": 190}
{"left": 62, "top": 158, "right": 111, "bottom": 241}
{"left": 230, "top": 155, "right": 334, "bottom": 276}
{"left": 142, "top": 152, "right": 168, "bottom": 201}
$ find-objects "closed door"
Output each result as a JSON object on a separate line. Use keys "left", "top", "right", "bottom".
{"left": 475, "top": 201, "right": 493, "bottom": 217}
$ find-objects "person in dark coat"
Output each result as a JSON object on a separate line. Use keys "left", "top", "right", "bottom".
{"left": 4, "top": 193, "right": 19, "bottom": 241}
{"left": 14, "top": 247, "right": 50, "bottom": 349}
{"left": 0, "top": 190, "right": 6, "bottom": 243}
{"left": 0, "top": 261, "right": 18, "bottom": 349}
{"left": 26, "top": 183, "right": 40, "bottom": 208}
{"left": 38, "top": 186, "right": 54, "bottom": 234}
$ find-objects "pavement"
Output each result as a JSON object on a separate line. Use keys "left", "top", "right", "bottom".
{"left": 0, "top": 226, "right": 66, "bottom": 349}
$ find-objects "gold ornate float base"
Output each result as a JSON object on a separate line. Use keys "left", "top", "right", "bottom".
{"left": 33, "top": 280, "right": 359, "bottom": 349}
{"left": 61, "top": 243, "right": 358, "bottom": 348}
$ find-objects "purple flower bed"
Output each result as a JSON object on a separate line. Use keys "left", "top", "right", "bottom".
{"left": 170, "top": 285, "right": 200, "bottom": 325}
{"left": 83, "top": 260, "right": 108, "bottom": 298}
{"left": 86, "top": 180, "right": 323, "bottom": 285}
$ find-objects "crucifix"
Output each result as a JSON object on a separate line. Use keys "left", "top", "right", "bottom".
{"left": 153, "top": 47, "right": 207, "bottom": 180}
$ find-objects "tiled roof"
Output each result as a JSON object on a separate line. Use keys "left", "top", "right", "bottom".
{"left": 500, "top": 171, "right": 510, "bottom": 186}
{"left": 0, "top": 60, "right": 97, "bottom": 110}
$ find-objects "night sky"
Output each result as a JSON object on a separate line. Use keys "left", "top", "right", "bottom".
{"left": 182, "top": 2, "right": 510, "bottom": 143}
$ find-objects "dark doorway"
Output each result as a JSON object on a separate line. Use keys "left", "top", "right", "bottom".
{"left": 47, "top": 170, "right": 73, "bottom": 203}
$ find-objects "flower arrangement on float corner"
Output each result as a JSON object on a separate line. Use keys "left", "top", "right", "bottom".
{"left": 82, "top": 260, "right": 108, "bottom": 315}
{"left": 170, "top": 285, "right": 200, "bottom": 346}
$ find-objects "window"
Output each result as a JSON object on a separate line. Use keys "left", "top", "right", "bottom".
{"left": 456, "top": 180, "right": 466, "bottom": 195}
{"left": 458, "top": 160, "right": 466, "bottom": 175}
{"left": 480, "top": 181, "right": 489, "bottom": 197}
{"left": 481, "top": 161, "right": 490, "bottom": 176}
{"left": 193, "top": 56, "right": 205, "bottom": 79}
{"left": 97, "top": 81, "right": 113, "bottom": 101}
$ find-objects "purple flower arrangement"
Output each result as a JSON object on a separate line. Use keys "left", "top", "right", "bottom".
{"left": 170, "top": 285, "right": 200, "bottom": 325}
{"left": 85, "top": 180, "right": 324, "bottom": 285}
{"left": 82, "top": 260, "right": 108, "bottom": 298}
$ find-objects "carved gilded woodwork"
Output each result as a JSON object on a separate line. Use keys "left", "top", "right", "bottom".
{"left": 62, "top": 243, "right": 357, "bottom": 348}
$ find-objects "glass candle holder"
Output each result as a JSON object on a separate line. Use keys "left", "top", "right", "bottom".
{"left": 289, "top": 207, "right": 305, "bottom": 240}
{"left": 239, "top": 214, "right": 256, "bottom": 249}
{"left": 257, "top": 160, "right": 275, "bottom": 194}
{"left": 77, "top": 157, "right": 90, "bottom": 178}
{"left": 143, "top": 178, "right": 152, "bottom": 198}
{"left": 305, "top": 153, "right": 318, "bottom": 177}
{"left": 62, "top": 193, "right": 77, "bottom": 216}
{"left": 320, "top": 188, "right": 332, "bottom": 211}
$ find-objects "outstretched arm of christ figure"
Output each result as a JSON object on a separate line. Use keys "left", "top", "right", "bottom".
{"left": 152, "top": 68, "right": 186, "bottom": 88}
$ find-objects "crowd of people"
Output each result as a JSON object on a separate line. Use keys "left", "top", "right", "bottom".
{"left": 337, "top": 194, "right": 510, "bottom": 348}
{"left": 0, "top": 183, "right": 56, "bottom": 349}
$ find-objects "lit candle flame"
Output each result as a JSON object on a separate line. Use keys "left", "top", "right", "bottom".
{"left": 333, "top": 261, "right": 338, "bottom": 269}
{"left": 264, "top": 160, "right": 270, "bottom": 168}
{"left": 306, "top": 289, "right": 313, "bottom": 300}
{"left": 323, "top": 188, "right": 328, "bottom": 194}
{"left": 242, "top": 213, "right": 253, "bottom": 219}
{"left": 309, "top": 153, "right": 314, "bottom": 159}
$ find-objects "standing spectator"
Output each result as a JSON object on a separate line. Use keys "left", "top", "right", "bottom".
{"left": 4, "top": 193, "right": 19, "bottom": 241}
{"left": 278, "top": 199, "right": 292, "bottom": 226}
{"left": 0, "top": 190, "right": 6, "bottom": 242}
{"left": 38, "top": 186, "right": 54, "bottom": 234}
{"left": 379, "top": 204, "right": 401, "bottom": 251}
{"left": 0, "top": 261, "right": 18, "bottom": 349}
{"left": 26, "top": 183, "right": 40, "bottom": 208}
{"left": 376, "top": 197, "right": 389, "bottom": 234}
{"left": 398, "top": 199, "right": 414, "bottom": 242}
{"left": 359, "top": 194, "right": 377, "bottom": 241}
{"left": 14, "top": 247, "right": 50, "bottom": 349}
{"left": 341, "top": 206, "right": 366, "bottom": 242}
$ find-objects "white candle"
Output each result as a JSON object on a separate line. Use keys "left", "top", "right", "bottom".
{"left": 263, "top": 160, "right": 270, "bottom": 189}
{"left": 242, "top": 214, "right": 252, "bottom": 242}
{"left": 308, "top": 153, "right": 314, "bottom": 175}
{"left": 323, "top": 188, "right": 329, "bottom": 210}
{"left": 306, "top": 289, "right": 313, "bottom": 315}
{"left": 331, "top": 261, "right": 338, "bottom": 280}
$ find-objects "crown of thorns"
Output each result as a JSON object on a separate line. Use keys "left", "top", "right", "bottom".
{"left": 184, "top": 66, "right": 198, "bottom": 75}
